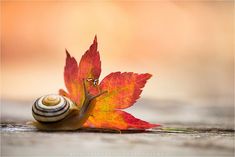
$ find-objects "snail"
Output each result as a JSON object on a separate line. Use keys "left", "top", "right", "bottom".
{"left": 31, "top": 79, "right": 106, "bottom": 131}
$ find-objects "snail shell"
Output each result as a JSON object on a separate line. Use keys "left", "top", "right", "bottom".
{"left": 32, "top": 94, "right": 73, "bottom": 123}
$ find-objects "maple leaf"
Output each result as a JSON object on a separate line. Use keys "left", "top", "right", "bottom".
{"left": 59, "top": 36, "right": 160, "bottom": 130}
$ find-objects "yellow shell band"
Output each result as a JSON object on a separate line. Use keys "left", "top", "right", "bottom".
{"left": 42, "top": 95, "right": 61, "bottom": 106}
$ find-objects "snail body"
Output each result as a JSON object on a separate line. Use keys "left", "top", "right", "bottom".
{"left": 31, "top": 80, "right": 106, "bottom": 131}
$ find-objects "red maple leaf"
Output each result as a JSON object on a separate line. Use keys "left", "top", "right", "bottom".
{"left": 59, "top": 36, "right": 160, "bottom": 130}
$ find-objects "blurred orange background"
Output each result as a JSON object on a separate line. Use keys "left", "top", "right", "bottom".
{"left": 1, "top": 1, "right": 233, "bottom": 103}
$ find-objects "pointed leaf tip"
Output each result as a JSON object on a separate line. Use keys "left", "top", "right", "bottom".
{"left": 65, "top": 49, "right": 71, "bottom": 58}
{"left": 94, "top": 35, "right": 97, "bottom": 43}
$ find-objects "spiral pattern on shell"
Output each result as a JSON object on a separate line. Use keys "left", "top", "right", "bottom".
{"left": 32, "top": 94, "right": 73, "bottom": 123}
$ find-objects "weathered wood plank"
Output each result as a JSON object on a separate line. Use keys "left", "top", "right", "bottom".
{"left": 1, "top": 99, "right": 234, "bottom": 156}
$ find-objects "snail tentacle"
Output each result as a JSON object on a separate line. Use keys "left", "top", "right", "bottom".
{"left": 77, "top": 79, "right": 107, "bottom": 123}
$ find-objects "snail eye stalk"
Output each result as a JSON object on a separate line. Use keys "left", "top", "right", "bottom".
{"left": 77, "top": 79, "right": 107, "bottom": 122}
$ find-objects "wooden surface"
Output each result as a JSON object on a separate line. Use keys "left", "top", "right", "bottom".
{"left": 1, "top": 98, "right": 234, "bottom": 157}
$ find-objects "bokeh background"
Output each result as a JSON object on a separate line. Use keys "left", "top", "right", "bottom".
{"left": 1, "top": 1, "right": 233, "bottom": 104}
{"left": 1, "top": 2, "right": 234, "bottom": 156}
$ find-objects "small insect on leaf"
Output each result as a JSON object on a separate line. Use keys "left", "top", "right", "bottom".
{"left": 59, "top": 36, "right": 160, "bottom": 130}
